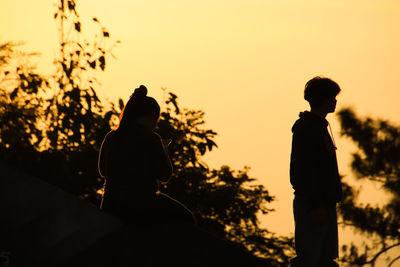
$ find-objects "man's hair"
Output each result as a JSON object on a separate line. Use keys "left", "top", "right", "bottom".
{"left": 304, "top": 76, "right": 341, "bottom": 107}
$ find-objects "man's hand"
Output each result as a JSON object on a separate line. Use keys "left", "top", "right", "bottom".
{"left": 311, "top": 207, "right": 327, "bottom": 225}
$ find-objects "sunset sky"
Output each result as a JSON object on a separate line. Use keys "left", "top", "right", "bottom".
{"left": 1, "top": 0, "right": 400, "bottom": 250}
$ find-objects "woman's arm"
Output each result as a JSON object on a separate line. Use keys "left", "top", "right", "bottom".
{"left": 149, "top": 133, "right": 173, "bottom": 182}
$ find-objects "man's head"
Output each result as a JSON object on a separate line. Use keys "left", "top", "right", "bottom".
{"left": 304, "top": 76, "right": 341, "bottom": 113}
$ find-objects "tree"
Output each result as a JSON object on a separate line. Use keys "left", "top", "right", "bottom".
{"left": 1, "top": 1, "right": 119, "bottom": 205}
{"left": 47, "top": 0, "right": 117, "bottom": 152}
{"left": 337, "top": 107, "right": 400, "bottom": 267}
{"left": 38, "top": 0, "right": 120, "bottom": 203}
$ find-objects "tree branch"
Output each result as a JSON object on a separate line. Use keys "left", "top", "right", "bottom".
{"left": 388, "top": 255, "right": 400, "bottom": 267}
{"left": 366, "top": 242, "right": 400, "bottom": 266}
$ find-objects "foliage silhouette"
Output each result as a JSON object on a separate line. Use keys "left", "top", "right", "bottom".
{"left": 156, "top": 92, "right": 294, "bottom": 265}
{"left": 337, "top": 107, "right": 400, "bottom": 266}
{"left": 0, "top": 42, "right": 48, "bottom": 172}
{"left": 1, "top": 1, "right": 119, "bottom": 203}
{"left": 42, "top": 0, "right": 120, "bottom": 203}
{"left": 0, "top": 0, "right": 294, "bottom": 265}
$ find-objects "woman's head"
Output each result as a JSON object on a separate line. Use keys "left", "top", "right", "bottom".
{"left": 117, "top": 85, "right": 160, "bottom": 132}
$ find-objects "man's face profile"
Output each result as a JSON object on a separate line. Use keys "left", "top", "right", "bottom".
{"left": 318, "top": 96, "right": 337, "bottom": 114}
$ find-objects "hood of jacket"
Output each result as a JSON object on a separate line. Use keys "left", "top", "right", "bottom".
{"left": 291, "top": 111, "right": 328, "bottom": 133}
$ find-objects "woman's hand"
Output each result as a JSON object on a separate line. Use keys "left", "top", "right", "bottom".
{"left": 161, "top": 139, "right": 172, "bottom": 151}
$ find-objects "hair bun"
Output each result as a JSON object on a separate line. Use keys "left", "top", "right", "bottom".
{"left": 132, "top": 85, "right": 148, "bottom": 99}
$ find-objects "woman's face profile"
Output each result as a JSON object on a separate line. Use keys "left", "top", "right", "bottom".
{"left": 136, "top": 115, "right": 158, "bottom": 131}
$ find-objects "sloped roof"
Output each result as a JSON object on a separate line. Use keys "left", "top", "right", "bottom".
{"left": 0, "top": 164, "right": 269, "bottom": 266}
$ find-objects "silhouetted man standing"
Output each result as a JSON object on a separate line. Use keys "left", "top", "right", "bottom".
{"left": 289, "top": 77, "right": 342, "bottom": 267}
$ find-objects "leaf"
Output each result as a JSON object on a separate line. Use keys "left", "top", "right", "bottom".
{"left": 167, "top": 93, "right": 180, "bottom": 114}
{"left": 104, "top": 111, "right": 114, "bottom": 122}
{"left": 206, "top": 139, "right": 217, "bottom": 150}
{"left": 90, "top": 86, "right": 100, "bottom": 102}
{"left": 98, "top": 56, "right": 105, "bottom": 71}
{"left": 118, "top": 98, "right": 125, "bottom": 111}
{"left": 85, "top": 95, "right": 92, "bottom": 112}
{"left": 10, "top": 88, "right": 18, "bottom": 100}
{"left": 70, "top": 87, "right": 80, "bottom": 103}
{"left": 89, "top": 60, "right": 96, "bottom": 69}
{"left": 92, "top": 17, "right": 99, "bottom": 22}
{"left": 67, "top": 0, "right": 75, "bottom": 11}
{"left": 74, "top": 22, "right": 81, "bottom": 32}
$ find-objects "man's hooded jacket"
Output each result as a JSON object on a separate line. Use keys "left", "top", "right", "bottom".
{"left": 290, "top": 111, "right": 342, "bottom": 208}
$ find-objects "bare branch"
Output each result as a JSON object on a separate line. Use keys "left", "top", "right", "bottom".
{"left": 388, "top": 255, "right": 400, "bottom": 267}
{"left": 365, "top": 242, "right": 400, "bottom": 266}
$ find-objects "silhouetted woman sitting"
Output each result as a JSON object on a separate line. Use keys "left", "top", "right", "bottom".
{"left": 98, "top": 85, "right": 195, "bottom": 225}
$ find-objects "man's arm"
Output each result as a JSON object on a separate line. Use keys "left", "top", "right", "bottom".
{"left": 290, "top": 126, "right": 324, "bottom": 208}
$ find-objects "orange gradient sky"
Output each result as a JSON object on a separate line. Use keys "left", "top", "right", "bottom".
{"left": 2, "top": 0, "right": 400, "bottom": 248}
